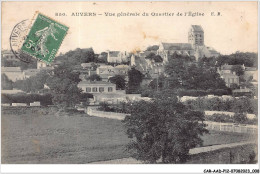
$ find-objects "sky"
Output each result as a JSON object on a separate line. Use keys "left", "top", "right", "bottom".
{"left": 2, "top": 1, "right": 258, "bottom": 55}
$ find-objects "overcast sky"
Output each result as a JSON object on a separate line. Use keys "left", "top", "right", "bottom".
{"left": 2, "top": 1, "right": 258, "bottom": 55}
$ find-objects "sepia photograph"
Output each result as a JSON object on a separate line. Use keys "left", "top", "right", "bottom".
{"left": 1, "top": 1, "right": 259, "bottom": 173}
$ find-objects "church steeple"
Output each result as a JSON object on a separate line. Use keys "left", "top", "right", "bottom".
{"left": 188, "top": 25, "right": 204, "bottom": 47}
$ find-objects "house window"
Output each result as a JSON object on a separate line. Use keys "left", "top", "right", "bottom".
{"left": 99, "top": 87, "right": 104, "bottom": 92}
{"left": 108, "top": 87, "right": 113, "bottom": 92}
{"left": 86, "top": 87, "right": 91, "bottom": 92}
{"left": 92, "top": 87, "right": 97, "bottom": 92}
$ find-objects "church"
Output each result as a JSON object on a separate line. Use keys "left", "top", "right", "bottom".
{"left": 157, "top": 25, "right": 219, "bottom": 62}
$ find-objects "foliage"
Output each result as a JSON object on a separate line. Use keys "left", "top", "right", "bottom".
{"left": 98, "top": 52, "right": 108, "bottom": 63}
{"left": 109, "top": 75, "right": 126, "bottom": 90}
{"left": 145, "top": 53, "right": 163, "bottom": 62}
{"left": 123, "top": 98, "right": 208, "bottom": 163}
{"left": 165, "top": 55, "right": 227, "bottom": 91}
{"left": 146, "top": 45, "right": 159, "bottom": 51}
{"left": 205, "top": 114, "right": 233, "bottom": 123}
{"left": 216, "top": 52, "right": 257, "bottom": 67}
{"left": 127, "top": 67, "right": 143, "bottom": 94}
{"left": 46, "top": 64, "right": 83, "bottom": 109}
{"left": 1, "top": 93, "right": 53, "bottom": 106}
{"left": 98, "top": 102, "right": 114, "bottom": 112}
{"left": 87, "top": 74, "right": 102, "bottom": 81}
{"left": 54, "top": 48, "right": 96, "bottom": 66}
{"left": 183, "top": 97, "right": 257, "bottom": 114}
{"left": 231, "top": 65, "right": 244, "bottom": 76}
{"left": 148, "top": 75, "right": 167, "bottom": 90}
{"left": 230, "top": 83, "right": 240, "bottom": 90}
{"left": 2, "top": 74, "right": 13, "bottom": 90}
{"left": 233, "top": 113, "right": 248, "bottom": 124}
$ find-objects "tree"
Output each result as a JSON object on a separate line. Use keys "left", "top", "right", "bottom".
{"left": 87, "top": 74, "right": 102, "bottom": 81}
{"left": 46, "top": 64, "right": 82, "bottom": 109}
{"left": 54, "top": 48, "right": 96, "bottom": 66}
{"left": 146, "top": 45, "right": 159, "bottom": 51}
{"left": 109, "top": 75, "right": 126, "bottom": 90}
{"left": 216, "top": 52, "right": 257, "bottom": 67}
{"left": 145, "top": 53, "right": 163, "bottom": 62}
{"left": 123, "top": 97, "right": 208, "bottom": 163}
{"left": 127, "top": 67, "right": 143, "bottom": 93}
{"left": 165, "top": 58, "right": 227, "bottom": 90}
{"left": 148, "top": 75, "right": 167, "bottom": 90}
{"left": 2, "top": 74, "right": 13, "bottom": 90}
{"left": 231, "top": 65, "right": 244, "bottom": 76}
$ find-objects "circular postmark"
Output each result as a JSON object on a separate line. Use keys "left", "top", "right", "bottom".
{"left": 9, "top": 19, "right": 34, "bottom": 63}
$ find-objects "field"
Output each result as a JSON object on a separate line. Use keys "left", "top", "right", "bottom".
{"left": 1, "top": 108, "right": 257, "bottom": 164}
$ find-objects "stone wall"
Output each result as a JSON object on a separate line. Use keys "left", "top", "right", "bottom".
{"left": 188, "top": 142, "right": 257, "bottom": 164}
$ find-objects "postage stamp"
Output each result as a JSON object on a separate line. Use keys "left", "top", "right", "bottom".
{"left": 21, "top": 12, "right": 69, "bottom": 64}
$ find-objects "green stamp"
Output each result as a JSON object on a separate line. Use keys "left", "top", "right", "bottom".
{"left": 21, "top": 12, "right": 68, "bottom": 64}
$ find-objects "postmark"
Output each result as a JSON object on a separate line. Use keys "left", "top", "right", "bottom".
{"left": 10, "top": 19, "right": 34, "bottom": 63}
{"left": 21, "top": 12, "right": 69, "bottom": 64}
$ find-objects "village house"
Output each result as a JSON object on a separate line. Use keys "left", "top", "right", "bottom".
{"left": 218, "top": 64, "right": 239, "bottom": 87}
{"left": 107, "top": 51, "right": 129, "bottom": 63}
{"left": 96, "top": 64, "right": 130, "bottom": 81}
{"left": 23, "top": 69, "right": 41, "bottom": 78}
{"left": 78, "top": 81, "right": 116, "bottom": 93}
{"left": 1, "top": 50, "right": 19, "bottom": 62}
{"left": 2, "top": 67, "right": 25, "bottom": 82}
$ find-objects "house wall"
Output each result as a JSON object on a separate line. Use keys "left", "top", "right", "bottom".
{"left": 78, "top": 84, "right": 116, "bottom": 93}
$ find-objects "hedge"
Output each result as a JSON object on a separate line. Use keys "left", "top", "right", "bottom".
{"left": 177, "top": 89, "right": 232, "bottom": 97}
{"left": 1, "top": 93, "right": 53, "bottom": 106}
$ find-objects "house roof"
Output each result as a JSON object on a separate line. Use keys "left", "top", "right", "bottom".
{"left": 161, "top": 43, "right": 193, "bottom": 50}
{"left": 108, "top": 51, "right": 120, "bottom": 57}
{"left": 98, "top": 65, "right": 114, "bottom": 69}
{"left": 191, "top": 25, "right": 204, "bottom": 32}
{"left": 23, "top": 69, "right": 40, "bottom": 76}
{"left": 78, "top": 81, "right": 115, "bottom": 85}
{"left": 114, "top": 65, "right": 130, "bottom": 69}
{"left": 221, "top": 73, "right": 238, "bottom": 78}
{"left": 245, "top": 67, "right": 257, "bottom": 71}
{"left": 233, "top": 88, "right": 251, "bottom": 93}
{"left": 221, "top": 64, "right": 233, "bottom": 70}
{"left": 2, "top": 67, "right": 21, "bottom": 72}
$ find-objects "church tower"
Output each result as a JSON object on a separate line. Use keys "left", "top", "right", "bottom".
{"left": 188, "top": 25, "right": 204, "bottom": 48}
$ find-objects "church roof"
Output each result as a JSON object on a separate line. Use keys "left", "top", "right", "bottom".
{"left": 191, "top": 25, "right": 204, "bottom": 32}
{"left": 161, "top": 43, "right": 193, "bottom": 50}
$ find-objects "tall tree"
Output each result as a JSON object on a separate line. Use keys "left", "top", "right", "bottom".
{"left": 127, "top": 67, "right": 143, "bottom": 93}
{"left": 123, "top": 96, "right": 208, "bottom": 163}
{"left": 46, "top": 64, "right": 82, "bottom": 109}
